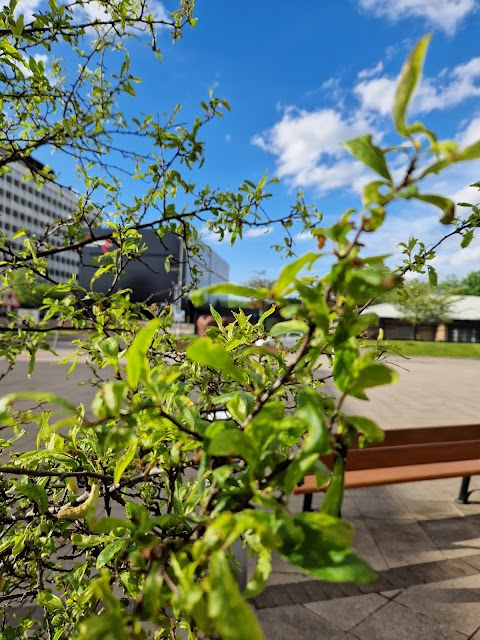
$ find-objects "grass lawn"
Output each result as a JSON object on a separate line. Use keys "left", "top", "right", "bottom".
{"left": 364, "top": 339, "right": 480, "bottom": 359}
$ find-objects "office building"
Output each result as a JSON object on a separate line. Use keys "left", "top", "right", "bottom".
{"left": 0, "top": 158, "right": 80, "bottom": 281}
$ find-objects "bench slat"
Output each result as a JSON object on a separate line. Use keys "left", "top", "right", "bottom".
{"left": 294, "top": 459, "right": 480, "bottom": 495}
{"left": 371, "top": 424, "right": 480, "bottom": 448}
{"left": 345, "top": 440, "right": 480, "bottom": 470}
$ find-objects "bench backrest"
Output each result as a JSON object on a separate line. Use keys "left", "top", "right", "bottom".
{"left": 327, "top": 424, "right": 480, "bottom": 471}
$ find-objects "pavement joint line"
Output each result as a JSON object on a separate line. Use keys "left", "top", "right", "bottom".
{"left": 252, "top": 552, "right": 480, "bottom": 610}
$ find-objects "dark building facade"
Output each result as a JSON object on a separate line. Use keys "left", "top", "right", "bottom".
{"left": 78, "top": 230, "right": 229, "bottom": 315}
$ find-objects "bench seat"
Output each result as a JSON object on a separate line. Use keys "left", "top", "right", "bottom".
{"left": 293, "top": 424, "right": 480, "bottom": 510}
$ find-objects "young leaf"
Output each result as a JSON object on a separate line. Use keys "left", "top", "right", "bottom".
{"left": 186, "top": 338, "right": 247, "bottom": 383}
{"left": 126, "top": 318, "right": 161, "bottom": 389}
{"left": 16, "top": 483, "right": 49, "bottom": 514}
{"left": 207, "top": 429, "right": 257, "bottom": 468}
{"left": 114, "top": 440, "right": 137, "bottom": 485}
{"left": 344, "top": 135, "right": 391, "bottom": 182}
{"left": 393, "top": 34, "right": 431, "bottom": 136}
{"left": 271, "top": 252, "right": 320, "bottom": 298}
{"left": 320, "top": 456, "right": 344, "bottom": 517}
{"left": 208, "top": 551, "right": 265, "bottom": 640}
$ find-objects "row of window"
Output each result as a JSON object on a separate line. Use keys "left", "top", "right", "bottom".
{"left": 0, "top": 216, "right": 72, "bottom": 231}
{"left": 0, "top": 179, "right": 77, "bottom": 212}
{"left": 0, "top": 189, "right": 76, "bottom": 215}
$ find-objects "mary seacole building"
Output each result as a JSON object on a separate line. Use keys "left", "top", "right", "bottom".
{"left": 77, "top": 229, "right": 229, "bottom": 319}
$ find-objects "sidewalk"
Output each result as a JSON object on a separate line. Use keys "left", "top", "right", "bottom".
{"left": 254, "top": 355, "right": 480, "bottom": 639}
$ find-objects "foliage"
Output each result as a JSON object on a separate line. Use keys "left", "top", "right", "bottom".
{"left": 440, "top": 270, "right": 480, "bottom": 296}
{"left": 0, "top": 11, "right": 479, "bottom": 640}
{"left": 391, "top": 280, "right": 454, "bottom": 339}
{"left": 4, "top": 269, "right": 61, "bottom": 309}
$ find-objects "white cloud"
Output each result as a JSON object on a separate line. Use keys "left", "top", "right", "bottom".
{"left": 294, "top": 231, "right": 316, "bottom": 242}
{"left": 252, "top": 107, "right": 375, "bottom": 193}
{"left": 357, "top": 61, "right": 384, "bottom": 79}
{"left": 357, "top": 0, "right": 476, "bottom": 35}
{"left": 458, "top": 115, "right": 480, "bottom": 148}
{"left": 354, "top": 56, "right": 480, "bottom": 116}
{"left": 14, "top": 0, "right": 42, "bottom": 21}
{"left": 244, "top": 227, "right": 273, "bottom": 238}
{"left": 354, "top": 77, "right": 397, "bottom": 116}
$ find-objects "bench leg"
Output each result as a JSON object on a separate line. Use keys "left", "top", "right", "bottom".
{"left": 303, "top": 494, "right": 313, "bottom": 512}
{"left": 456, "top": 476, "right": 472, "bottom": 504}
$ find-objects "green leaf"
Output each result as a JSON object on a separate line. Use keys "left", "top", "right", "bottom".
{"left": 36, "top": 591, "right": 63, "bottom": 612}
{"left": 414, "top": 194, "right": 455, "bottom": 224}
{"left": 461, "top": 229, "right": 475, "bottom": 248}
{"left": 354, "top": 361, "right": 399, "bottom": 393}
{"left": 125, "top": 318, "right": 161, "bottom": 389}
{"left": 90, "top": 517, "right": 132, "bottom": 534}
{"left": 207, "top": 429, "right": 257, "bottom": 468}
{"left": 98, "top": 337, "right": 119, "bottom": 359}
{"left": 393, "top": 34, "right": 431, "bottom": 136}
{"left": 345, "top": 416, "right": 384, "bottom": 445}
{"left": 271, "top": 252, "right": 320, "bottom": 298}
{"left": 186, "top": 338, "right": 246, "bottom": 383}
{"left": 297, "top": 389, "right": 330, "bottom": 455}
{"left": 320, "top": 456, "right": 344, "bottom": 517}
{"left": 0, "top": 392, "right": 77, "bottom": 415}
{"left": 427, "top": 266, "right": 438, "bottom": 287}
{"left": 207, "top": 551, "right": 265, "bottom": 640}
{"left": 96, "top": 539, "right": 127, "bottom": 569}
{"left": 113, "top": 440, "right": 137, "bottom": 485}
{"left": 16, "top": 483, "right": 49, "bottom": 514}
{"left": 344, "top": 135, "right": 391, "bottom": 182}
{"left": 270, "top": 320, "right": 309, "bottom": 336}
{"left": 190, "top": 283, "right": 270, "bottom": 307}
{"left": 77, "top": 612, "right": 127, "bottom": 640}
{"left": 277, "top": 512, "right": 375, "bottom": 583}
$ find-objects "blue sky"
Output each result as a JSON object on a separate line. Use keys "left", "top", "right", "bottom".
{"left": 21, "top": 0, "right": 480, "bottom": 285}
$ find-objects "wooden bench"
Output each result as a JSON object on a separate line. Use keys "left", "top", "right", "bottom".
{"left": 294, "top": 424, "right": 480, "bottom": 512}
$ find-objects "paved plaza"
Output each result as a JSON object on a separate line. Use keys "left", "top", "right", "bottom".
{"left": 2, "top": 350, "right": 480, "bottom": 638}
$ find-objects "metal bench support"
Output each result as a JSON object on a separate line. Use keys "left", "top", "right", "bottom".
{"left": 456, "top": 476, "right": 472, "bottom": 504}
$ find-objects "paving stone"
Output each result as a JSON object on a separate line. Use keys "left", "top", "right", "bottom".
{"left": 412, "top": 560, "right": 462, "bottom": 583}
{"left": 352, "top": 600, "right": 466, "bottom": 640}
{"left": 380, "top": 589, "right": 404, "bottom": 599}
{"left": 402, "top": 499, "right": 464, "bottom": 521}
{"left": 252, "top": 589, "right": 275, "bottom": 610}
{"left": 395, "top": 575, "right": 480, "bottom": 636}
{"left": 256, "top": 604, "right": 352, "bottom": 640}
{"left": 419, "top": 514, "right": 480, "bottom": 557}
{"left": 350, "top": 517, "right": 389, "bottom": 572}
{"left": 284, "top": 581, "right": 311, "bottom": 605}
{"left": 338, "top": 582, "right": 364, "bottom": 598}
{"left": 268, "top": 584, "right": 294, "bottom": 607}
{"left": 305, "top": 593, "right": 387, "bottom": 632}
{"left": 302, "top": 581, "right": 331, "bottom": 602}
{"left": 363, "top": 517, "right": 445, "bottom": 568}
{"left": 266, "top": 571, "right": 311, "bottom": 586}
{"left": 461, "top": 553, "right": 480, "bottom": 571}
{"left": 320, "top": 582, "right": 349, "bottom": 600}
{"left": 447, "top": 557, "right": 480, "bottom": 576}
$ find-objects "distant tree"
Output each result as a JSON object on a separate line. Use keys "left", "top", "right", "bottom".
{"left": 6, "top": 269, "right": 58, "bottom": 308}
{"left": 437, "top": 274, "right": 463, "bottom": 294}
{"left": 395, "top": 281, "right": 454, "bottom": 340}
{"left": 244, "top": 270, "right": 276, "bottom": 309}
{"left": 458, "top": 271, "right": 480, "bottom": 296}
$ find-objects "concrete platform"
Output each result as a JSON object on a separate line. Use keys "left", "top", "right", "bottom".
{"left": 254, "top": 355, "right": 480, "bottom": 639}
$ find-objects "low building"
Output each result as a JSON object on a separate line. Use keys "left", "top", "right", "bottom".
{"left": 367, "top": 296, "right": 480, "bottom": 342}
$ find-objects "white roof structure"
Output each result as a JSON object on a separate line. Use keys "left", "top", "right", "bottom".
{"left": 367, "top": 296, "right": 480, "bottom": 322}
